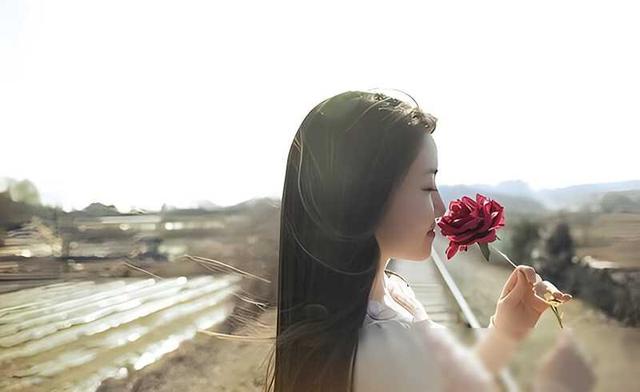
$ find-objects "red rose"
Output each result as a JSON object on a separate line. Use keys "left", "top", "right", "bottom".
{"left": 436, "top": 193, "right": 505, "bottom": 260}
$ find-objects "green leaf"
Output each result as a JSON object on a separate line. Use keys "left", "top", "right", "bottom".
{"left": 478, "top": 243, "right": 491, "bottom": 262}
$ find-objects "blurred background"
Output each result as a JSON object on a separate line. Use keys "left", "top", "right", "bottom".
{"left": 1, "top": 0, "right": 639, "bottom": 391}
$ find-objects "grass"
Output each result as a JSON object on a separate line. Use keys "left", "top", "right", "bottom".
{"left": 442, "top": 245, "right": 639, "bottom": 391}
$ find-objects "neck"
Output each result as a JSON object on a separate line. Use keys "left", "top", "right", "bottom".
{"left": 369, "top": 255, "right": 391, "bottom": 303}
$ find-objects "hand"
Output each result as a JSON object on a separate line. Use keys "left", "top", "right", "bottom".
{"left": 491, "top": 265, "right": 573, "bottom": 341}
{"left": 533, "top": 328, "right": 597, "bottom": 392}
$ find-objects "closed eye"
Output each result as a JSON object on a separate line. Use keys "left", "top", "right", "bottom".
{"left": 422, "top": 188, "right": 439, "bottom": 193}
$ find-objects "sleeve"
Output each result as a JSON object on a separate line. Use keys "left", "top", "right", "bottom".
{"left": 389, "top": 274, "right": 521, "bottom": 377}
{"left": 471, "top": 315, "right": 522, "bottom": 375}
{"left": 386, "top": 275, "right": 430, "bottom": 322}
{"left": 354, "top": 319, "right": 498, "bottom": 392}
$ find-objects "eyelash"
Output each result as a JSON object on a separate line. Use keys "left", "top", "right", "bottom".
{"left": 422, "top": 188, "right": 439, "bottom": 193}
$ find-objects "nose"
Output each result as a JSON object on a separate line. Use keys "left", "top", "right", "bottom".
{"left": 433, "top": 192, "right": 446, "bottom": 219}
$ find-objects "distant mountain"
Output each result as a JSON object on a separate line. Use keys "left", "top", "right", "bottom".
{"left": 437, "top": 179, "right": 640, "bottom": 214}
{"left": 79, "top": 202, "right": 122, "bottom": 216}
{"left": 225, "top": 197, "right": 281, "bottom": 212}
{"left": 437, "top": 184, "right": 548, "bottom": 215}
{"left": 489, "top": 180, "right": 536, "bottom": 198}
{"left": 536, "top": 180, "right": 640, "bottom": 211}
{"left": 214, "top": 180, "right": 640, "bottom": 218}
{"left": 194, "top": 200, "right": 223, "bottom": 211}
{"left": 582, "top": 189, "right": 640, "bottom": 213}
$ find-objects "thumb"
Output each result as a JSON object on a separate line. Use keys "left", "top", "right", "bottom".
{"left": 501, "top": 269, "right": 529, "bottom": 304}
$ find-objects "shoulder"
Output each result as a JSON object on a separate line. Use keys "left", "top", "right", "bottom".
{"left": 358, "top": 317, "right": 447, "bottom": 354}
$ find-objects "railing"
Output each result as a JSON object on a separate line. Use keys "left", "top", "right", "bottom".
{"left": 431, "top": 247, "right": 519, "bottom": 392}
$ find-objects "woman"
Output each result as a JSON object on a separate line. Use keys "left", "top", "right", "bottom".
{"left": 265, "top": 89, "right": 582, "bottom": 391}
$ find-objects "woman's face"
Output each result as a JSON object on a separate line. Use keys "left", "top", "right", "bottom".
{"left": 375, "top": 134, "right": 446, "bottom": 261}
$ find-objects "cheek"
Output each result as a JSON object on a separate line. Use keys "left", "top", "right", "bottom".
{"left": 403, "top": 196, "right": 433, "bottom": 232}
{"left": 385, "top": 193, "right": 433, "bottom": 238}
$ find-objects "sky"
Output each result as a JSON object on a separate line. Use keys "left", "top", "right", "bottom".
{"left": 1, "top": 0, "right": 639, "bottom": 212}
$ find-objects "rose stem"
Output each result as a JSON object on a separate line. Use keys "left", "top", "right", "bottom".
{"left": 490, "top": 244, "right": 564, "bottom": 328}
{"left": 488, "top": 244, "right": 519, "bottom": 269}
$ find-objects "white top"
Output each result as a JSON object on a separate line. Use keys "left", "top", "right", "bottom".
{"left": 353, "top": 273, "right": 518, "bottom": 392}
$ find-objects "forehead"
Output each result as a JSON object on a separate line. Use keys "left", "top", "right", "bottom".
{"left": 411, "top": 134, "right": 438, "bottom": 174}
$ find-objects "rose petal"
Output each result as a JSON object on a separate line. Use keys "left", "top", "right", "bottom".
{"left": 448, "top": 217, "right": 481, "bottom": 235}
{"left": 491, "top": 206, "right": 504, "bottom": 225}
{"left": 474, "top": 230, "right": 497, "bottom": 244}
{"left": 482, "top": 201, "right": 491, "bottom": 218}
{"left": 457, "top": 229, "right": 496, "bottom": 245}
{"left": 461, "top": 196, "right": 477, "bottom": 210}
{"left": 477, "top": 214, "right": 494, "bottom": 233}
{"left": 446, "top": 243, "right": 460, "bottom": 259}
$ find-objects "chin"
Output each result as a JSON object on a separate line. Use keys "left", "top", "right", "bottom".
{"left": 404, "top": 249, "right": 432, "bottom": 262}
{"left": 422, "top": 243, "right": 435, "bottom": 260}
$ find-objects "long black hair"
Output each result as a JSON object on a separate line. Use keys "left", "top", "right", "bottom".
{"left": 264, "top": 89, "right": 438, "bottom": 391}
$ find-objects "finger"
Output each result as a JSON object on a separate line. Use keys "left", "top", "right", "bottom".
{"left": 530, "top": 292, "right": 552, "bottom": 313}
{"left": 553, "top": 291, "right": 571, "bottom": 299}
{"left": 500, "top": 268, "right": 520, "bottom": 299}
{"left": 551, "top": 291, "right": 572, "bottom": 304}
{"left": 534, "top": 280, "right": 556, "bottom": 295}
{"left": 533, "top": 273, "right": 542, "bottom": 285}
{"left": 501, "top": 269, "right": 529, "bottom": 304}
{"left": 519, "top": 265, "right": 537, "bottom": 284}
{"left": 511, "top": 265, "right": 537, "bottom": 284}
{"left": 534, "top": 281, "right": 573, "bottom": 302}
{"left": 558, "top": 292, "right": 573, "bottom": 302}
{"left": 544, "top": 280, "right": 559, "bottom": 291}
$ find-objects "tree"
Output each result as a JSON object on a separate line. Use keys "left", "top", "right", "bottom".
{"left": 544, "top": 221, "right": 575, "bottom": 268}
{"left": 9, "top": 179, "right": 41, "bottom": 206}
{"left": 600, "top": 193, "right": 638, "bottom": 213}
{"left": 508, "top": 218, "right": 542, "bottom": 264}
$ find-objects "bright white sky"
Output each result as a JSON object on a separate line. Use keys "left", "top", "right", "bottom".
{"left": 1, "top": 0, "right": 639, "bottom": 212}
